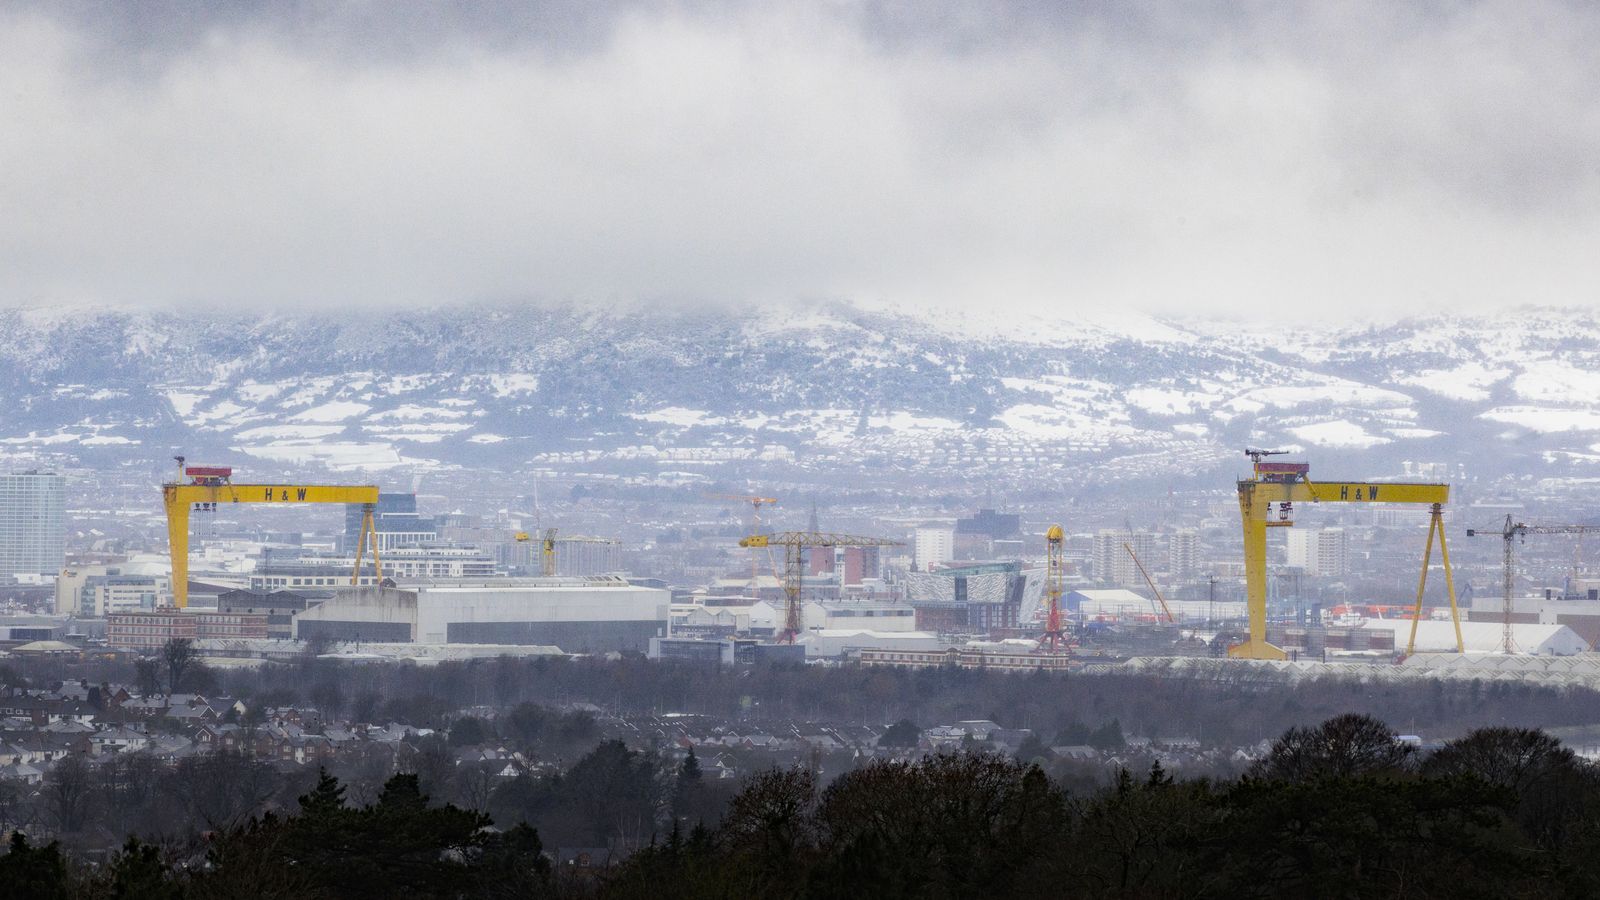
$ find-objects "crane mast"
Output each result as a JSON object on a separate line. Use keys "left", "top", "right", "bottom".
{"left": 1041, "top": 525, "right": 1067, "bottom": 650}
{"left": 1467, "top": 516, "right": 1600, "bottom": 655}
{"left": 709, "top": 493, "right": 779, "bottom": 583}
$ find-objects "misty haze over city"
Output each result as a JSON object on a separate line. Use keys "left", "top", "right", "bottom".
{"left": 1, "top": 2, "right": 1599, "bottom": 897}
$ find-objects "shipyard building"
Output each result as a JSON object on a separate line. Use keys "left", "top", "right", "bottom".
{"left": 294, "top": 576, "right": 670, "bottom": 652}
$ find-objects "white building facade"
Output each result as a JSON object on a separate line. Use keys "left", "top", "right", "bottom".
{"left": 0, "top": 472, "right": 65, "bottom": 576}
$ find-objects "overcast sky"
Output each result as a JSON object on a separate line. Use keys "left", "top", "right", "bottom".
{"left": 3, "top": 1, "right": 1598, "bottom": 320}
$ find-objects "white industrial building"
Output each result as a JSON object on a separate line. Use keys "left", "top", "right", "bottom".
{"left": 1069, "top": 589, "right": 1247, "bottom": 623}
{"left": 294, "top": 577, "right": 670, "bottom": 652}
{"left": 1360, "top": 619, "right": 1590, "bottom": 656}
{"left": 748, "top": 600, "right": 916, "bottom": 634}
{"left": 799, "top": 629, "right": 949, "bottom": 658}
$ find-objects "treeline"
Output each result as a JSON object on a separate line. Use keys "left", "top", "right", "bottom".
{"left": 611, "top": 716, "right": 1600, "bottom": 899}
{"left": 9, "top": 706, "right": 722, "bottom": 854}
{"left": 211, "top": 654, "right": 1600, "bottom": 746}
{"left": 13, "top": 652, "right": 1600, "bottom": 748}
{"left": 9, "top": 715, "right": 1600, "bottom": 897}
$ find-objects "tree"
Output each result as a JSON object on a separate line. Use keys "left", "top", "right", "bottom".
{"left": 449, "top": 715, "right": 490, "bottom": 747}
{"left": 0, "top": 833, "right": 69, "bottom": 899}
{"left": 878, "top": 719, "right": 921, "bottom": 749}
{"left": 1052, "top": 720, "right": 1091, "bottom": 746}
{"left": 504, "top": 702, "right": 550, "bottom": 749}
{"left": 134, "top": 658, "right": 161, "bottom": 698}
{"left": 1422, "top": 726, "right": 1576, "bottom": 795}
{"left": 1088, "top": 719, "right": 1125, "bottom": 751}
{"left": 720, "top": 766, "right": 818, "bottom": 898}
{"left": 44, "top": 754, "right": 93, "bottom": 835}
{"left": 1015, "top": 733, "right": 1051, "bottom": 762}
{"left": 162, "top": 638, "right": 197, "bottom": 694}
{"left": 1249, "top": 713, "right": 1413, "bottom": 782}
{"left": 101, "top": 837, "right": 182, "bottom": 900}
{"left": 673, "top": 748, "right": 706, "bottom": 823}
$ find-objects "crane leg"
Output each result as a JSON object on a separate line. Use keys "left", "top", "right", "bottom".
{"left": 1406, "top": 510, "right": 1438, "bottom": 656}
{"left": 1230, "top": 484, "right": 1287, "bottom": 660}
{"left": 165, "top": 491, "right": 190, "bottom": 609}
{"left": 1435, "top": 508, "right": 1463, "bottom": 653}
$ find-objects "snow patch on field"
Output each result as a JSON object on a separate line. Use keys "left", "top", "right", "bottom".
{"left": 634, "top": 407, "right": 714, "bottom": 427}
{"left": 294, "top": 401, "right": 371, "bottom": 423}
{"left": 1226, "top": 383, "right": 1412, "bottom": 414}
{"left": 1395, "top": 363, "right": 1509, "bottom": 402}
{"left": 1482, "top": 406, "right": 1600, "bottom": 433}
{"left": 236, "top": 441, "right": 407, "bottom": 469}
{"left": 166, "top": 391, "right": 206, "bottom": 417}
{"left": 1289, "top": 420, "right": 1392, "bottom": 449}
{"left": 370, "top": 405, "right": 468, "bottom": 421}
{"left": 872, "top": 412, "right": 962, "bottom": 431}
{"left": 1513, "top": 362, "right": 1600, "bottom": 403}
{"left": 484, "top": 374, "right": 540, "bottom": 396}
{"left": 1126, "top": 388, "right": 1222, "bottom": 416}
{"left": 234, "top": 425, "right": 346, "bottom": 440}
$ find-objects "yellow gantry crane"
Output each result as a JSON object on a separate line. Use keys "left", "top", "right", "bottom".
{"left": 1233, "top": 449, "right": 1463, "bottom": 660}
{"left": 514, "top": 527, "right": 620, "bottom": 576}
{"left": 739, "top": 531, "right": 902, "bottom": 643}
{"left": 162, "top": 458, "right": 381, "bottom": 609}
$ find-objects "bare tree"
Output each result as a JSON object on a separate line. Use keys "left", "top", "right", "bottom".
{"left": 1249, "top": 713, "right": 1413, "bottom": 782}
{"left": 46, "top": 753, "right": 95, "bottom": 835}
{"left": 163, "top": 638, "right": 197, "bottom": 695}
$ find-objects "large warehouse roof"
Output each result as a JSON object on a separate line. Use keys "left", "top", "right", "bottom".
{"left": 1360, "top": 620, "right": 1590, "bottom": 655}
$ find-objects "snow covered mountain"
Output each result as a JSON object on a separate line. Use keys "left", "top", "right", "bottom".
{"left": 3, "top": 303, "right": 1598, "bottom": 492}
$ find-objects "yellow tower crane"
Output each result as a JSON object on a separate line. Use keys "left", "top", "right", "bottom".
{"left": 515, "top": 528, "right": 621, "bottom": 576}
{"left": 739, "top": 531, "right": 903, "bottom": 643}
{"left": 709, "top": 493, "right": 779, "bottom": 582}
{"left": 162, "top": 458, "right": 382, "bottom": 610}
{"left": 1233, "top": 449, "right": 1462, "bottom": 660}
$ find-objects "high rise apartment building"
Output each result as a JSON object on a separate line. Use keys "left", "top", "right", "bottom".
{"left": 914, "top": 528, "right": 955, "bottom": 572}
{"left": 1286, "top": 528, "right": 1349, "bottom": 578}
{"left": 1169, "top": 529, "right": 1199, "bottom": 580}
{"left": 1093, "top": 530, "right": 1156, "bottom": 586}
{"left": 0, "top": 472, "right": 65, "bottom": 576}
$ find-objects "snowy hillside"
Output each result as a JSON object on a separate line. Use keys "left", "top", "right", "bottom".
{"left": 2, "top": 303, "right": 1598, "bottom": 490}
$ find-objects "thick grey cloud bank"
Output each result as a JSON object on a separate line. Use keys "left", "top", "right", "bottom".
{"left": 3, "top": 1, "right": 1598, "bottom": 318}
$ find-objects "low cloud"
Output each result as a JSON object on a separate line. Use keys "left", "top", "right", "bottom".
{"left": 2, "top": 1, "right": 1597, "bottom": 319}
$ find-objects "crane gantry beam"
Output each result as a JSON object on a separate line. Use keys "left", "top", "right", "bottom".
{"left": 1234, "top": 450, "right": 1461, "bottom": 660}
{"left": 163, "top": 459, "right": 381, "bottom": 609}
{"left": 739, "top": 531, "right": 903, "bottom": 643}
{"left": 1466, "top": 516, "right": 1600, "bottom": 655}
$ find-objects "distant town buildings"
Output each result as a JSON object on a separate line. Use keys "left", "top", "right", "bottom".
{"left": 0, "top": 472, "right": 65, "bottom": 577}
{"left": 343, "top": 492, "right": 435, "bottom": 553}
